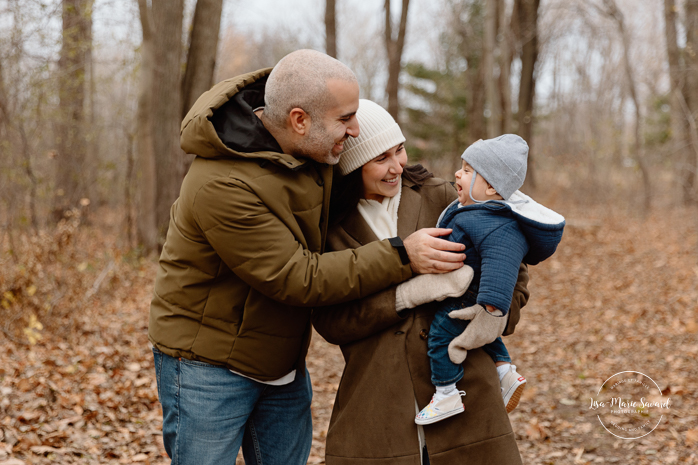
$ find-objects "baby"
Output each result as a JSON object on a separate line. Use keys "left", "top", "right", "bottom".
{"left": 416, "top": 134, "right": 565, "bottom": 425}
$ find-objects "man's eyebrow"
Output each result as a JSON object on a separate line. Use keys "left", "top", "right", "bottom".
{"left": 339, "top": 111, "right": 357, "bottom": 119}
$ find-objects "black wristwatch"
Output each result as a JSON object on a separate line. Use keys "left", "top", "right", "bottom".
{"left": 388, "top": 237, "right": 410, "bottom": 265}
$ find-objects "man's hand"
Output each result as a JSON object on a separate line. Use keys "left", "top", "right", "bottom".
{"left": 403, "top": 228, "right": 466, "bottom": 274}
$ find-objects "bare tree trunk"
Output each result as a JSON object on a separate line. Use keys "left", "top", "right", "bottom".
{"left": 136, "top": 0, "right": 158, "bottom": 251}
{"left": 181, "top": 0, "right": 223, "bottom": 120}
{"left": 54, "top": 0, "right": 92, "bottom": 220}
{"left": 484, "top": 0, "right": 501, "bottom": 137}
{"left": 687, "top": 0, "right": 698, "bottom": 114}
{"left": 180, "top": 0, "right": 223, "bottom": 175}
{"left": 499, "top": 0, "right": 513, "bottom": 133}
{"left": 0, "top": 54, "right": 39, "bottom": 232}
{"left": 85, "top": 0, "right": 97, "bottom": 211}
{"left": 685, "top": 0, "right": 698, "bottom": 202}
{"left": 18, "top": 124, "right": 38, "bottom": 232}
{"left": 452, "top": 0, "right": 485, "bottom": 144}
{"left": 384, "top": 0, "right": 410, "bottom": 124}
{"left": 152, "top": 0, "right": 185, "bottom": 241}
{"left": 602, "top": 0, "right": 651, "bottom": 211}
{"left": 125, "top": 130, "right": 136, "bottom": 248}
{"left": 665, "top": 0, "right": 694, "bottom": 204}
{"left": 325, "top": 0, "right": 337, "bottom": 58}
{"left": 516, "top": 0, "right": 539, "bottom": 190}
{"left": 138, "top": 0, "right": 216, "bottom": 251}
{"left": 467, "top": 57, "right": 486, "bottom": 144}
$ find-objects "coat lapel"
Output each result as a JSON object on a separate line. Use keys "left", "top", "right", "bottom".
{"left": 340, "top": 178, "right": 424, "bottom": 244}
{"left": 340, "top": 207, "right": 379, "bottom": 246}
{"left": 397, "top": 180, "right": 422, "bottom": 239}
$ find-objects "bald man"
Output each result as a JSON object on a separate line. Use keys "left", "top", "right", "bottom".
{"left": 149, "top": 50, "right": 465, "bottom": 464}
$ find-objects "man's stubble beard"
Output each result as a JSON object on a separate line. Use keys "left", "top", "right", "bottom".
{"left": 293, "top": 120, "right": 342, "bottom": 165}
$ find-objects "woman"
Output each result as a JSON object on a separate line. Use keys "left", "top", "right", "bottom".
{"left": 313, "top": 100, "right": 530, "bottom": 465}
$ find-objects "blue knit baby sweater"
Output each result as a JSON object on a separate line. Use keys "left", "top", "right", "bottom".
{"left": 436, "top": 191, "right": 565, "bottom": 314}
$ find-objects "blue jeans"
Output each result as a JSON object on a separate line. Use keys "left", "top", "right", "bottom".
{"left": 428, "top": 293, "right": 511, "bottom": 386}
{"left": 152, "top": 348, "right": 313, "bottom": 465}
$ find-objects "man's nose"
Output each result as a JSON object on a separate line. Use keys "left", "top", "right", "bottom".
{"left": 346, "top": 115, "right": 360, "bottom": 138}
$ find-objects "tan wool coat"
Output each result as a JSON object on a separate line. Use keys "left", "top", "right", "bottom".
{"left": 313, "top": 174, "right": 529, "bottom": 464}
{"left": 149, "top": 69, "right": 412, "bottom": 381}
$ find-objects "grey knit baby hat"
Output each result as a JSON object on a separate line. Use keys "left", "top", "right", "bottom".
{"left": 461, "top": 134, "right": 528, "bottom": 200}
{"left": 337, "top": 99, "right": 406, "bottom": 175}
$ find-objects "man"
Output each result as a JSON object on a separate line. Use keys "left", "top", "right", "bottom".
{"left": 149, "top": 49, "right": 466, "bottom": 465}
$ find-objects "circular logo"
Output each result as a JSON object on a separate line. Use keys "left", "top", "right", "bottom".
{"left": 590, "top": 371, "right": 671, "bottom": 439}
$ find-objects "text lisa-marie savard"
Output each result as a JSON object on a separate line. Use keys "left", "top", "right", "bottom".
{"left": 589, "top": 398, "right": 671, "bottom": 411}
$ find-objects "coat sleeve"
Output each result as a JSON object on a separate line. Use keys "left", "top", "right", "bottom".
{"left": 313, "top": 180, "right": 459, "bottom": 346}
{"left": 471, "top": 221, "right": 529, "bottom": 314}
{"left": 192, "top": 177, "right": 413, "bottom": 307}
{"left": 312, "top": 287, "right": 406, "bottom": 345}
{"left": 503, "top": 263, "right": 529, "bottom": 336}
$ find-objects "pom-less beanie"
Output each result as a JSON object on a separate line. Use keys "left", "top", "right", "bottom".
{"left": 338, "top": 99, "right": 406, "bottom": 175}
{"left": 461, "top": 134, "right": 529, "bottom": 200}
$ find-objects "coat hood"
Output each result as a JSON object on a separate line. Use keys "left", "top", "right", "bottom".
{"left": 180, "top": 68, "right": 309, "bottom": 170}
{"left": 437, "top": 190, "right": 565, "bottom": 266}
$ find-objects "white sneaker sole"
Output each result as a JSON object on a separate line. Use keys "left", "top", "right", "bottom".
{"left": 414, "top": 405, "right": 465, "bottom": 425}
{"left": 504, "top": 379, "right": 526, "bottom": 413}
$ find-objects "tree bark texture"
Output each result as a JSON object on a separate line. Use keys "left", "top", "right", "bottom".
{"left": 484, "top": 0, "right": 501, "bottom": 138}
{"left": 685, "top": 0, "right": 698, "bottom": 202}
{"left": 181, "top": 0, "right": 223, "bottom": 121}
{"left": 137, "top": 0, "right": 220, "bottom": 251}
{"left": 498, "top": 0, "right": 513, "bottom": 134}
{"left": 0, "top": 53, "right": 39, "bottom": 231}
{"left": 664, "top": 0, "right": 695, "bottom": 204}
{"left": 384, "top": 0, "right": 410, "bottom": 124}
{"left": 54, "top": 0, "right": 92, "bottom": 219}
{"left": 452, "top": 0, "right": 485, "bottom": 144}
{"left": 180, "top": 0, "right": 223, "bottom": 176}
{"left": 516, "top": 0, "right": 539, "bottom": 190}
{"left": 125, "top": 130, "right": 136, "bottom": 248}
{"left": 687, "top": 0, "right": 698, "bottom": 116}
{"left": 136, "top": 0, "right": 158, "bottom": 251}
{"left": 151, "top": 0, "right": 185, "bottom": 239}
{"left": 325, "top": 0, "right": 337, "bottom": 58}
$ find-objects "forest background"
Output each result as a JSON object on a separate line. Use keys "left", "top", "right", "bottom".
{"left": 1, "top": 0, "right": 697, "bottom": 464}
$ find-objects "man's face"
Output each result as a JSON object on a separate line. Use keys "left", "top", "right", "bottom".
{"left": 298, "top": 79, "right": 360, "bottom": 165}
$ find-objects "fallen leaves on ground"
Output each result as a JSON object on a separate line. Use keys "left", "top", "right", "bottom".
{"left": 1, "top": 205, "right": 697, "bottom": 464}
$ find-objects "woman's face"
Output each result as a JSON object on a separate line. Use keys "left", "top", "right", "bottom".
{"left": 361, "top": 143, "right": 407, "bottom": 202}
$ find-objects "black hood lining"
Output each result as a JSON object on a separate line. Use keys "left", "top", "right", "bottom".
{"left": 209, "top": 76, "right": 283, "bottom": 154}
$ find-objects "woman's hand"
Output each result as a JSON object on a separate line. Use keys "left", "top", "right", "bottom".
{"left": 395, "top": 266, "right": 474, "bottom": 311}
{"left": 403, "top": 228, "right": 466, "bottom": 274}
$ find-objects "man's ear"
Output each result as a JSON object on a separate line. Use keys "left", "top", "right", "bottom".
{"left": 288, "top": 108, "right": 310, "bottom": 136}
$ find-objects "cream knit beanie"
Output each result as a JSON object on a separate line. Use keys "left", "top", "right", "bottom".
{"left": 337, "top": 99, "right": 406, "bottom": 175}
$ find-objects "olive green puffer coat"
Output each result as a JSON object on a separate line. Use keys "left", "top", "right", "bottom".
{"left": 148, "top": 68, "right": 412, "bottom": 381}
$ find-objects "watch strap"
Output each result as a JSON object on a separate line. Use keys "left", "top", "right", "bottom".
{"left": 388, "top": 236, "right": 410, "bottom": 265}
